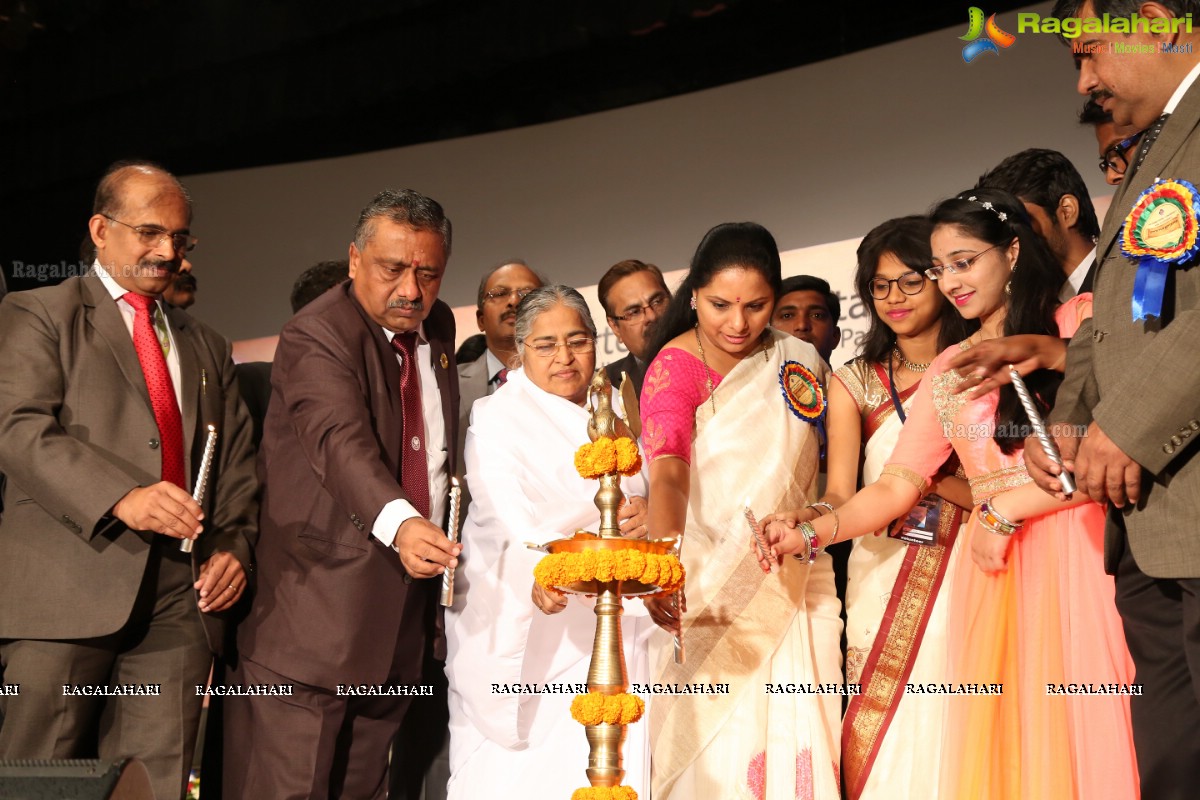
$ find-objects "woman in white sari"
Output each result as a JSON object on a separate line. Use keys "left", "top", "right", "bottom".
{"left": 444, "top": 285, "right": 654, "bottom": 799}
{"left": 826, "top": 216, "right": 973, "bottom": 799}
{"left": 641, "top": 222, "right": 841, "bottom": 799}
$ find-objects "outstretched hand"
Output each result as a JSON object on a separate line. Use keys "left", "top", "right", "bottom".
{"left": 751, "top": 507, "right": 820, "bottom": 573}
{"left": 948, "top": 335, "right": 1067, "bottom": 399}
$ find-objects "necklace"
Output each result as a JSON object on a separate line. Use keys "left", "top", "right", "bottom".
{"left": 694, "top": 324, "right": 769, "bottom": 415}
{"left": 892, "top": 346, "right": 929, "bottom": 373}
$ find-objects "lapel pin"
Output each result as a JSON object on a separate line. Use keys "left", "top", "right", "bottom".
{"left": 439, "top": 353, "right": 449, "bottom": 369}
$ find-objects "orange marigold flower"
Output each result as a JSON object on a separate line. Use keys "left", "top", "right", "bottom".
{"left": 571, "top": 788, "right": 638, "bottom": 800}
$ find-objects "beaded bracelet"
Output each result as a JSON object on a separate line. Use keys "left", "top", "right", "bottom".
{"left": 808, "top": 501, "right": 840, "bottom": 545}
{"left": 979, "top": 499, "right": 1022, "bottom": 536}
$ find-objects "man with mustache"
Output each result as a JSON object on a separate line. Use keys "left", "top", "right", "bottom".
{"left": 226, "top": 189, "right": 461, "bottom": 799}
{"left": 454, "top": 260, "right": 544, "bottom": 469}
{"left": 162, "top": 258, "right": 198, "bottom": 309}
{"left": 599, "top": 259, "right": 672, "bottom": 396}
{"left": 0, "top": 160, "right": 258, "bottom": 799}
{"left": 1031, "top": 2, "right": 1200, "bottom": 796}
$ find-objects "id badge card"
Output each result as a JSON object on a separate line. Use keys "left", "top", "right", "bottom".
{"left": 890, "top": 493, "right": 941, "bottom": 546}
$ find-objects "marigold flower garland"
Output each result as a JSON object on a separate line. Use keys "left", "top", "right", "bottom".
{"left": 534, "top": 549, "right": 684, "bottom": 595}
{"left": 574, "top": 437, "right": 642, "bottom": 479}
{"left": 570, "top": 691, "right": 645, "bottom": 726}
{"left": 571, "top": 787, "right": 638, "bottom": 800}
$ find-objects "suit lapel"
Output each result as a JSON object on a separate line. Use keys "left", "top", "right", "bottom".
{"left": 81, "top": 276, "right": 154, "bottom": 413}
{"left": 426, "top": 303, "right": 458, "bottom": 475}
{"left": 167, "top": 308, "right": 201, "bottom": 484}
{"left": 1097, "top": 80, "right": 1200, "bottom": 273}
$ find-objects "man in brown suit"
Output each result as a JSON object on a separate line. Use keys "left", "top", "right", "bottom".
{"left": 0, "top": 161, "right": 258, "bottom": 799}
{"left": 1032, "top": 3, "right": 1200, "bottom": 796}
{"left": 225, "top": 189, "right": 461, "bottom": 799}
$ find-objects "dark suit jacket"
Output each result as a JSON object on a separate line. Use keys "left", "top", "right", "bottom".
{"left": 239, "top": 283, "right": 458, "bottom": 689}
{"left": 0, "top": 276, "right": 259, "bottom": 654}
{"left": 605, "top": 351, "right": 647, "bottom": 398}
{"left": 455, "top": 352, "right": 492, "bottom": 481}
{"left": 1052, "top": 79, "right": 1200, "bottom": 578}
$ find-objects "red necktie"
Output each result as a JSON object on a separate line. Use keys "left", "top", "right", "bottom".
{"left": 496, "top": 367, "right": 509, "bottom": 386}
{"left": 390, "top": 333, "right": 431, "bottom": 519}
{"left": 123, "top": 292, "right": 186, "bottom": 489}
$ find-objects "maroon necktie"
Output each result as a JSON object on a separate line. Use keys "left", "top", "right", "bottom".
{"left": 390, "top": 332, "right": 431, "bottom": 519}
{"left": 496, "top": 367, "right": 509, "bottom": 387}
{"left": 123, "top": 292, "right": 186, "bottom": 489}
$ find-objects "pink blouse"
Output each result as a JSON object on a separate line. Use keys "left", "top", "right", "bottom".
{"left": 640, "top": 348, "right": 723, "bottom": 466}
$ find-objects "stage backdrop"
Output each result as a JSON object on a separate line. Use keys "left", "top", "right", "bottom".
{"left": 213, "top": 0, "right": 1113, "bottom": 369}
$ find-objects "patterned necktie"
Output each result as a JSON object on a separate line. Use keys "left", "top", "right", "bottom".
{"left": 496, "top": 367, "right": 509, "bottom": 387}
{"left": 390, "top": 332, "right": 431, "bottom": 519}
{"left": 1133, "top": 113, "right": 1170, "bottom": 171}
{"left": 123, "top": 292, "right": 186, "bottom": 489}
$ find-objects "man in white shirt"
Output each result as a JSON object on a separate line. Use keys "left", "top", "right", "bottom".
{"left": 226, "top": 189, "right": 461, "bottom": 799}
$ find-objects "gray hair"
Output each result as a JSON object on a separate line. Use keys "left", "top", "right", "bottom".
{"left": 514, "top": 285, "right": 597, "bottom": 360}
{"left": 354, "top": 189, "right": 452, "bottom": 256}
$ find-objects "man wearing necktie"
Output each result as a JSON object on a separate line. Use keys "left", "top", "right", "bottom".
{"left": 1030, "top": 3, "right": 1200, "bottom": 797}
{"left": 226, "top": 189, "right": 461, "bottom": 799}
{"left": 0, "top": 161, "right": 259, "bottom": 799}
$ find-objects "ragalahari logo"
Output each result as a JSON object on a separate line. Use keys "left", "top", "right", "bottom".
{"left": 960, "top": 7, "right": 1017, "bottom": 62}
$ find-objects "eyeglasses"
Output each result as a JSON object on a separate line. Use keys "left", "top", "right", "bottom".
{"left": 523, "top": 337, "right": 596, "bottom": 357}
{"left": 483, "top": 286, "right": 535, "bottom": 304}
{"left": 611, "top": 292, "right": 669, "bottom": 322}
{"left": 1098, "top": 130, "right": 1145, "bottom": 177}
{"left": 868, "top": 271, "right": 926, "bottom": 299}
{"left": 104, "top": 216, "right": 197, "bottom": 253}
{"left": 925, "top": 242, "right": 1008, "bottom": 281}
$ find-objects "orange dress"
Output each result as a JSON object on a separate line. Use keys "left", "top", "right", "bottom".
{"left": 881, "top": 297, "right": 1138, "bottom": 799}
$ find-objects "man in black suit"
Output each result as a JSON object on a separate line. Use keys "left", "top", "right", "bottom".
{"left": 976, "top": 148, "right": 1101, "bottom": 299}
{"left": 599, "top": 259, "right": 671, "bottom": 397}
{"left": 225, "top": 189, "right": 461, "bottom": 799}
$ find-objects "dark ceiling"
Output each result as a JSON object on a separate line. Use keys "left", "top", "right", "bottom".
{"left": 0, "top": 0, "right": 1033, "bottom": 292}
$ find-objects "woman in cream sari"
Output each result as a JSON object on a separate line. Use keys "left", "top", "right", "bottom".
{"left": 445, "top": 286, "right": 654, "bottom": 799}
{"left": 641, "top": 222, "right": 841, "bottom": 799}
{"left": 827, "top": 216, "right": 973, "bottom": 799}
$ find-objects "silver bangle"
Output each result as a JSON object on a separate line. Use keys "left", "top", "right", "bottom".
{"left": 807, "top": 502, "right": 840, "bottom": 545}
{"left": 792, "top": 520, "right": 821, "bottom": 565}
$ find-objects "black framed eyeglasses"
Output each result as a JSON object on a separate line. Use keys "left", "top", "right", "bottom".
{"left": 522, "top": 337, "right": 596, "bottom": 357}
{"left": 104, "top": 215, "right": 197, "bottom": 253}
{"left": 925, "top": 242, "right": 1008, "bottom": 281}
{"left": 483, "top": 286, "right": 535, "bottom": 304}
{"left": 611, "top": 292, "right": 669, "bottom": 322}
{"left": 868, "top": 271, "right": 927, "bottom": 299}
{"left": 1098, "top": 130, "right": 1145, "bottom": 177}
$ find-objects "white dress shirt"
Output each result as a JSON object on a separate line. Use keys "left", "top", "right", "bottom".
{"left": 371, "top": 324, "right": 449, "bottom": 547}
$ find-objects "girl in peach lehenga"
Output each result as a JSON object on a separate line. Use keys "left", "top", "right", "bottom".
{"left": 761, "top": 190, "right": 1138, "bottom": 798}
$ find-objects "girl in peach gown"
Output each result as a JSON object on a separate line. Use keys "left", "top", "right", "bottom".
{"left": 760, "top": 190, "right": 1138, "bottom": 799}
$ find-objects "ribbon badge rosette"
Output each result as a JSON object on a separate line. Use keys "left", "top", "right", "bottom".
{"left": 779, "top": 360, "right": 827, "bottom": 453}
{"left": 1120, "top": 178, "right": 1200, "bottom": 321}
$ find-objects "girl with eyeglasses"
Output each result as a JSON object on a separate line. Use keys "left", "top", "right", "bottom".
{"left": 825, "top": 216, "right": 975, "bottom": 800}
{"left": 759, "top": 189, "right": 1137, "bottom": 799}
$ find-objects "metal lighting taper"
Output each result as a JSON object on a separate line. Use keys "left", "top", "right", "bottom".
{"left": 440, "top": 477, "right": 462, "bottom": 607}
{"left": 180, "top": 425, "right": 217, "bottom": 553}
{"left": 1008, "top": 366, "right": 1077, "bottom": 496}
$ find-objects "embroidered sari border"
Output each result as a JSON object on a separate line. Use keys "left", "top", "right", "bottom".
{"left": 841, "top": 498, "right": 964, "bottom": 799}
